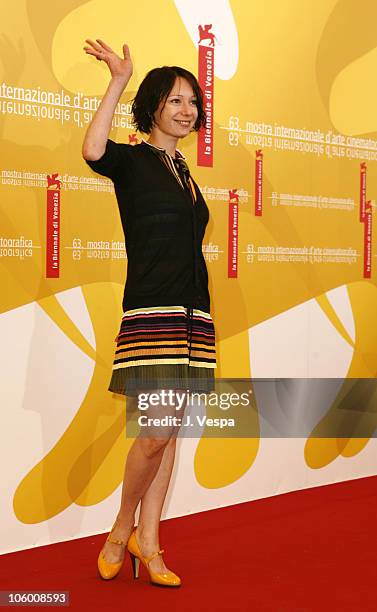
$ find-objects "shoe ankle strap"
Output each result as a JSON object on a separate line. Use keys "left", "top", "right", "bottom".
{"left": 107, "top": 535, "right": 126, "bottom": 545}
{"left": 106, "top": 519, "right": 129, "bottom": 546}
{"left": 145, "top": 549, "right": 165, "bottom": 565}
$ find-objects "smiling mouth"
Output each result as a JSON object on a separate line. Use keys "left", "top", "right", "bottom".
{"left": 175, "top": 120, "right": 191, "bottom": 127}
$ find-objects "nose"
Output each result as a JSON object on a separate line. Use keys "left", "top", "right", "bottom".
{"left": 181, "top": 99, "right": 193, "bottom": 116}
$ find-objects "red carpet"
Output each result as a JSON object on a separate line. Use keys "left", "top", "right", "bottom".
{"left": 1, "top": 475, "right": 376, "bottom": 611}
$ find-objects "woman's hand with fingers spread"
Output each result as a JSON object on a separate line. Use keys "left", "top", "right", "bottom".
{"left": 84, "top": 39, "right": 133, "bottom": 82}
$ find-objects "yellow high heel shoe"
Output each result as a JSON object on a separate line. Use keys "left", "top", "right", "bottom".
{"left": 97, "top": 521, "right": 129, "bottom": 580}
{"left": 127, "top": 527, "right": 181, "bottom": 587}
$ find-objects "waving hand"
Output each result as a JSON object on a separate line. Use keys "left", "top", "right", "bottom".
{"left": 84, "top": 39, "right": 133, "bottom": 82}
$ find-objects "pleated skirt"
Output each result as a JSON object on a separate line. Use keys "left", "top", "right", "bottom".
{"left": 108, "top": 305, "right": 217, "bottom": 397}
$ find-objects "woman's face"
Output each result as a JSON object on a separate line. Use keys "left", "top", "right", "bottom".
{"left": 152, "top": 77, "right": 198, "bottom": 138}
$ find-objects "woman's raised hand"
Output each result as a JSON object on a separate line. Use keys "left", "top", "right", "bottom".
{"left": 84, "top": 39, "right": 133, "bottom": 82}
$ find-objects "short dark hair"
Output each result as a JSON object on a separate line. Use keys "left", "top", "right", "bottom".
{"left": 131, "top": 66, "right": 206, "bottom": 134}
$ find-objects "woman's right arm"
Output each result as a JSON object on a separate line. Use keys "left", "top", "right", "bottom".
{"left": 81, "top": 39, "right": 133, "bottom": 161}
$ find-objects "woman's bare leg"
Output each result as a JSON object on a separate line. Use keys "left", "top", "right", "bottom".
{"left": 100, "top": 436, "right": 170, "bottom": 564}
{"left": 100, "top": 390, "right": 183, "bottom": 565}
{"left": 135, "top": 390, "right": 187, "bottom": 573}
{"left": 136, "top": 437, "right": 177, "bottom": 573}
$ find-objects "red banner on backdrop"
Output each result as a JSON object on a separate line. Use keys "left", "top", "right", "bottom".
{"left": 363, "top": 203, "right": 372, "bottom": 278}
{"left": 197, "top": 25, "right": 215, "bottom": 167}
{"left": 46, "top": 173, "right": 61, "bottom": 278}
{"left": 228, "top": 190, "right": 239, "bottom": 278}
{"left": 255, "top": 150, "right": 263, "bottom": 216}
{"left": 360, "top": 162, "right": 367, "bottom": 222}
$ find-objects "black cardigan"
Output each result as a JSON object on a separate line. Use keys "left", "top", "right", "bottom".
{"left": 85, "top": 140, "right": 211, "bottom": 313}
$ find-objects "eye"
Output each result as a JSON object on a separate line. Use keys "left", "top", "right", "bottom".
{"left": 190, "top": 99, "right": 198, "bottom": 105}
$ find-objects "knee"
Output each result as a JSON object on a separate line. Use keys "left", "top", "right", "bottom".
{"left": 139, "top": 436, "right": 171, "bottom": 458}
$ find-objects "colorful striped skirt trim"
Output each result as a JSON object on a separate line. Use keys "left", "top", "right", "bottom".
{"left": 108, "top": 305, "right": 217, "bottom": 396}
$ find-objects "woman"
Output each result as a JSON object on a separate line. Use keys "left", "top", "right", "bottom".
{"left": 82, "top": 39, "right": 216, "bottom": 587}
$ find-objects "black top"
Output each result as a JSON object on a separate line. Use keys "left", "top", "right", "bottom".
{"left": 85, "top": 139, "right": 211, "bottom": 313}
